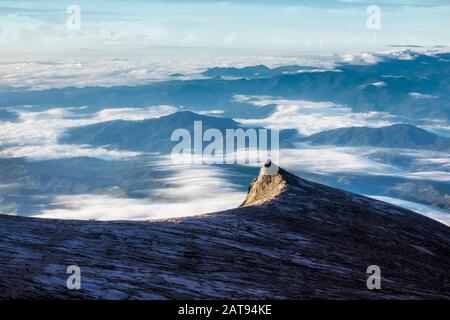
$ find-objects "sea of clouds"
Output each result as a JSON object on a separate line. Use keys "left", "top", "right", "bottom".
{"left": 2, "top": 49, "right": 439, "bottom": 90}
{"left": 0, "top": 49, "right": 449, "bottom": 223}
{"left": 33, "top": 161, "right": 245, "bottom": 221}
{"left": 0, "top": 55, "right": 334, "bottom": 90}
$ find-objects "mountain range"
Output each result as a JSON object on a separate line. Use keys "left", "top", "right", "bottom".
{"left": 62, "top": 111, "right": 450, "bottom": 153}
{"left": 61, "top": 111, "right": 240, "bottom": 153}
{"left": 61, "top": 111, "right": 287, "bottom": 153}
{"left": 201, "top": 64, "right": 313, "bottom": 78}
{"left": 1, "top": 162, "right": 448, "bottom": 299}
{"left": 301, "top": 124, "right": 450, "bottom": 151}
{"left": 2, "top": 52, "right": 450, "bottom": 121}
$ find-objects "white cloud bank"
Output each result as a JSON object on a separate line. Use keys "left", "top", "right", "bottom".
{"left": 279, "top": 147, "right": 400, "bottom": 176}
{"left": 236, "top": 95, "right": 396, "bottom": 135}
{"left": 271, "top": 146, "right": 450, "bottom": 183}
{"left": 31, "top": 150, "right": 449, "bottom": 222}
{"left": 0, "top": 56, "right": 334, "bottom": 90}
{"left": 340, "top": 48, "right": 443, "bottom": 65}
{"left": 33, "top": 163, "right": 245, "bottom": 221}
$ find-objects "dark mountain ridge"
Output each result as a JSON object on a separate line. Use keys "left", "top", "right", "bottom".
{"left": 61, "top": 111, "right": 240, "bottom": 153}
{"left": 1, "top": 162, "right": 448, "bottom": 299}
{"left": 63, "top": 113, "right": 450, "bottom": 153}
{"left": 302, "top": 124, "right": 450, "bottom": 151}
{"left": 61, "top": 111, "right": 286, "bottom": 153}
{"left": 202, "top": 64, "right": 313, "bottom": 78}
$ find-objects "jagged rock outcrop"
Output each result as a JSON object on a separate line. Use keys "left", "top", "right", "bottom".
{"left": 0, "top": 163, "right": 449, "bottom": 299}
{"left": 241, "top": 160, "right": 286, "bottom": 206}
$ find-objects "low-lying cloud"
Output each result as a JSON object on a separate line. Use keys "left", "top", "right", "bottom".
{"left": 273, "top": 146, "right": 450, "bottom": 183}
{"left": 236, "top": 95, "right": 396, "bottom": 135}
{"left": 0, "top": 56, "right": 334, "bottom": 90}
{"left": 340, "top": 48, "right": 441, "bottom": 65}
{"left": 33, "top": 163, "right": 245, "bottom": 221}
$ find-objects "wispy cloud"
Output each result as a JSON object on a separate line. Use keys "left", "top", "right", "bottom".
{"left": 276, "top": 146, "right": 450, "bottom": 182}
{"left": 236, "top": 96, "right": 396, "bottom": 135}
{"left": 0, "top": 144, "right": 139, "bottom": 161}
{"left": 409, "top": 92, "right": 439, "bottom": 99}
{"left": 279, "top": 146, "right": 401, "bottom": 176}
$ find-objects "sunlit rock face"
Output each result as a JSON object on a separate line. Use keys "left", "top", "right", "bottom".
{"left": 0, "top": 163, "right": 449, "bottom": 299}
{"left": 241, "top": 160, "right": 286, "bottom": 207}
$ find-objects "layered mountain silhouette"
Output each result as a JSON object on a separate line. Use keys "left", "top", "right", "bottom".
{"left": 61, "top": 111, "right": 241, "bottom": 153}
{"left": 61, "top": 111, "right": 286, "bottom": 153}
{"left": 202, "top": 64, "right": 310, "bottom": 78}
{"left": 1, "top": 162, "right": 448, "bottom": 299}
{"left": 63, "top": 112, "right": 450, "bottom": 153}
{"left": 301, "top": 124, "right": 450, "bottom": 151}
{"left": 2, "top": 52, "right": 449, "bottom": 120}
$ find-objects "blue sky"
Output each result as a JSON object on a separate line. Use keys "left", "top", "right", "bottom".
{"left": 0, "top": 0, "right": 449, "bottom": 59}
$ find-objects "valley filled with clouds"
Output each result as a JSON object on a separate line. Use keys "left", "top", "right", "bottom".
{"left": 2, "top": 1, "right": 450, "bottom": 302}
{"left": 0, "top": 50, "right": 449, "bottom": 225}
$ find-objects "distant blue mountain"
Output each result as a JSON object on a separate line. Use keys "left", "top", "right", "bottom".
{"left": 202, "top": 65, "right": 311, "bottom": 78}
{"left": 62, "top": 111, "right": 239, "bottom": 153}
{"left": 62, "top": 111, "right": 289, "bottom": 153}
{"left": 302, "top": 124, "right": 450, "bottom": 151}
{"left": 1, "top": 52, "right": 449, "bottom": 120}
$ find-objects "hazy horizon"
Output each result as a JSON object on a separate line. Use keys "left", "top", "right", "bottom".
{"left": 1, "top": 0, "right": 449, "bottom": 60}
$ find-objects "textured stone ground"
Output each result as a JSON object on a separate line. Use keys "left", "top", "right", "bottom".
{"left": 0, "top": 164, "right": 449, "bottom": 299}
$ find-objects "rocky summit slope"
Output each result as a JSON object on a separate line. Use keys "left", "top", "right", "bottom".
{"left": 0, "top": 162, "right": 449, "bottom": 299}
